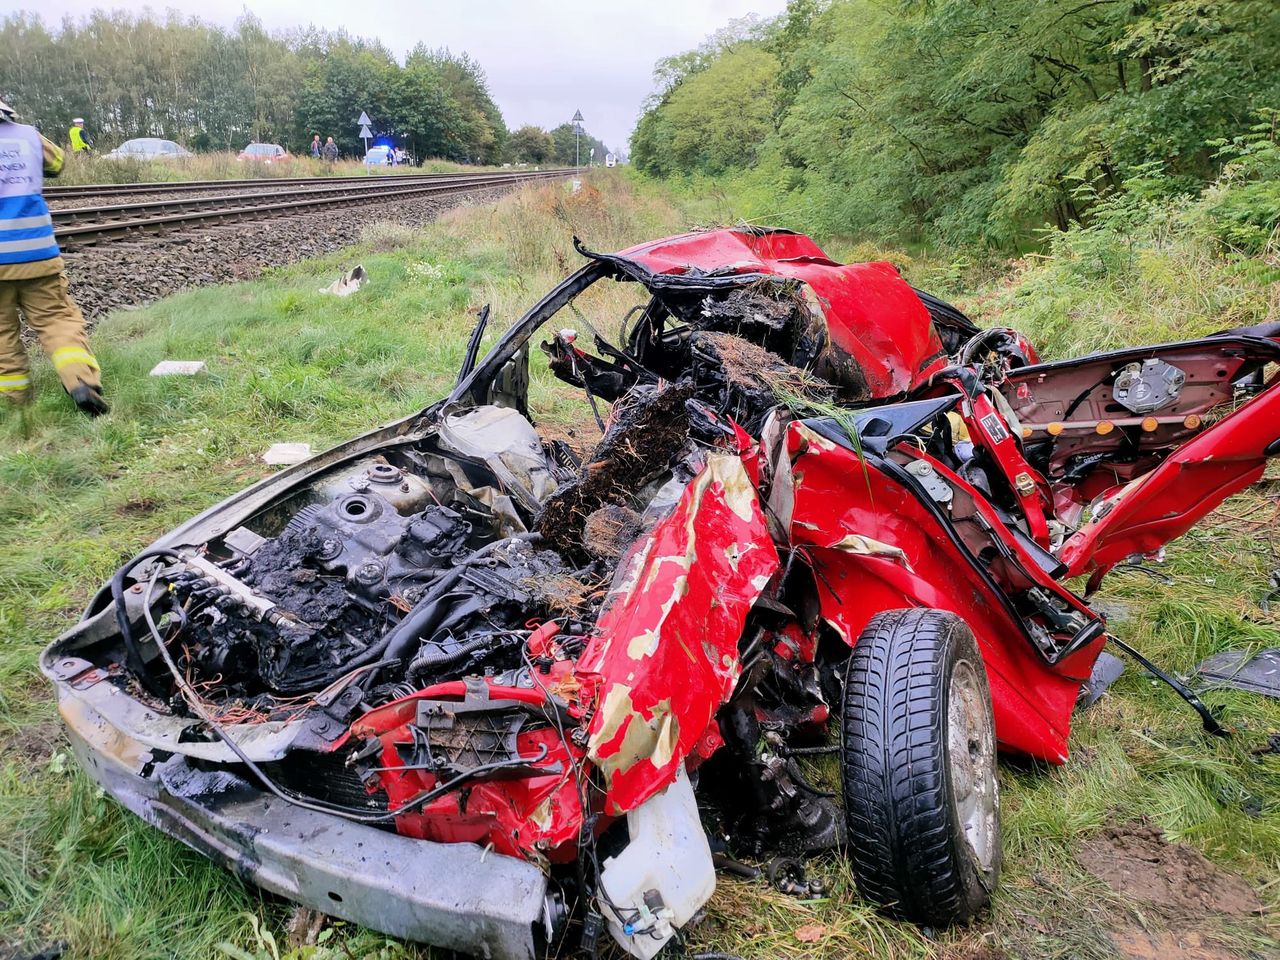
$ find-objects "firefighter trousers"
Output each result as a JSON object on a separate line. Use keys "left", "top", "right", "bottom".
{"left": 0, "top": 270, "right": 101, "bottom": 403}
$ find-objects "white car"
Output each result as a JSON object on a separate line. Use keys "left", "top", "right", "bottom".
{"left": 104, "top": 138, "right": 193, "bottom": 160}
{"left": 364, "top": 145, "right": 396, "bottom": 166}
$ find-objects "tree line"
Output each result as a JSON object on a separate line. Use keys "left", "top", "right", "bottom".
{"left": 509, "top": 123, "right": 611, "bottom": 166}
{"left": 632, "top": 0, "right": 1280, "bottom": 246}
{"left": 0, "top": 9, "right": 613, "bottom": 165}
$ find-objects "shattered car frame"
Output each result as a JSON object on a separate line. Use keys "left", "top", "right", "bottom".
{"left": 42, "top": 227, "right": 1280, "bottom": 958}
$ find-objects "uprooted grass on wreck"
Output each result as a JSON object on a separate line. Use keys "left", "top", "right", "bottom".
{"left": 1, "top": 169, "right": 1278, "bottom": 959}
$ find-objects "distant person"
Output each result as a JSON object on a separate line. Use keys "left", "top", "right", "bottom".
{"left": 310, "top": 134, "right": 321, "bottom": 159}
{"left": 322, "top": 137, "right": 338, "bottom": 164}
{"left": 68, "top": 117, "right": 92, "bottom": 153}
{"left": 0, "top": 99, "right": 108, "bottom": 415}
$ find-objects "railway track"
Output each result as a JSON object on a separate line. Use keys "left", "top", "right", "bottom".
{"left": 45, "top": 168, "right": 572, "bottom": 201}
{"left": 53, "top": 169, "right": 574, "bottom": 249}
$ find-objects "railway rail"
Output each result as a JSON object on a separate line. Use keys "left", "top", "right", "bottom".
{"left": 44, "top": 168, "right": 572, "bottom": 201}
{"left": 52, "top": 169, "right": 574, "bottom": 249}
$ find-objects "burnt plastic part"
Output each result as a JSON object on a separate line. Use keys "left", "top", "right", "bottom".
{"left": 1195, "top": 648, "right": 1280, "bottom": 699}
{"left": 456, "top": 304, "right": 490, "bottom": 387}
{"left": 1108, "top": 634, "right": 1230, "bottom": 736}
{"left": 541, "top": 331, "right": 636, "bottom": 403}
{"left": 60, "top": 700, "right": 549, "bottom": 960}
{"left": 174, "top": 498, "right": 476, "bottom": 694}
{"left": 1076, "top": 651, "right": 1126, "bottom": 709}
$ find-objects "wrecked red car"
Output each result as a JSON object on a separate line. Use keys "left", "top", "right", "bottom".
{"left": 42, "top": 227, "right": 1280, "bottom": 958}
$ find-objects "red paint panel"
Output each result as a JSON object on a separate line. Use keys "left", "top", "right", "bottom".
{"left": 577, "top": 453, "right": 780, "bottom": 813}
{"left": 350, "top": 682, "right": 587, "bottom": 860}
{"left": 615, "top": 228, "right": 947, "bottom": 397}
{"left": 781, "top": 422, "right": 1082, "bottom": 762}
{"left": 1061, "top": 377, "right": 1280, "bottom": 578}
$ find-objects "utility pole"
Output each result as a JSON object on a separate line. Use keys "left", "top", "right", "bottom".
{"left": 571, "top": 109, "right": 584, "bottom": 169}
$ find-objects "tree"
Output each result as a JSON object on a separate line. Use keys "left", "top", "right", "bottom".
{"left": 548, "top": 122, "right": 608, "bottom": 166}
{"left": 631, "top": 0, "right": 1280, "bottom": 245}
{"left": 0, "top": 10, "right": 514, "bottom": 162}
{"left": 508, "top": 124, "right": 555, "bottom": 163}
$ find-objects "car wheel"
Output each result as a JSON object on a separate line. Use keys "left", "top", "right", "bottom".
{"left": 840, "top": 607, "right": 1000, "bottom": 926}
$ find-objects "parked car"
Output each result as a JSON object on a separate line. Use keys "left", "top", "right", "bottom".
{"left": 363, "top": 145, "right": 395, "bottom": 166}
{"left": 103, "top": 137, "right": 192, "bottom": 160}
{"left": 238, "top": 142, "right": 288, "bottom": 163}
{"left": 43, "top": 226, "right": 1278, "bottom": 960}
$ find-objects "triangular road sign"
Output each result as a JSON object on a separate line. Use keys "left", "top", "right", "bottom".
{"left": 357, "top": 111, "right": 372, "bottom": 126}
{"left": 359, "top": 124, "right": 372, "bottom": 139}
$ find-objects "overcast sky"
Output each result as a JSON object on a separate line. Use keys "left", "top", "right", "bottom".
{"left": 27, "top": 1, "right": 788, "bottom": 153}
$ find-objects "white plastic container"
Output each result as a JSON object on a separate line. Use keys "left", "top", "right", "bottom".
{"left": 598, "top": 766, "right": 716, "bottom": 960}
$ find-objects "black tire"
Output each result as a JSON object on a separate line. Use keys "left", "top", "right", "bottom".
{"left": 840, "top": 608, "right": 1001, "bottom": 926}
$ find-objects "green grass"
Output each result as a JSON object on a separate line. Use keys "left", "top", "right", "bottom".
{"left": 2, "top": 170, "right": 1279, "bottom": 959}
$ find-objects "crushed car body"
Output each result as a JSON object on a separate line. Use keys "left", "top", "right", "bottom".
{"left": 42, "top": 227, "right": 1280, "bottom": 958}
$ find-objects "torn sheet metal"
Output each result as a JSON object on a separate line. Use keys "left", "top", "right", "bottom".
{"left": 579, "top": 452, "right": 779, "bottom": 812}
{"left": 778, "top": 419, "right": 1084, "bottom": 763}
{"left": 1196, "top": 648, "right": 1280, "bottom": 699}
{"left": 586, "top": 228, "right": 949, "bottom": 398}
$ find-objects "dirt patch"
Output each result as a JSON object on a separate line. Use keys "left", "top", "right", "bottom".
{"left": 1111, "top": 926, "right": 1244, "bottom": 960}
{"left": 115, "top": 496, "right": 159, "bottom": 516}
{"left": 0, "top": 717, "right": 63, "bottom": 766}
{"left": 1078, "top": 825, "right": 1262, "bottom": 917}
{"left": 688, "top": 330, "right": 834, "bottom": 432}
{"left": 537, "top": 420, "right": 595, "bottom": 461}
{"left": 938, "top": 944, "right": 1011, "bottom": 960}
{"left": 536, "top": 381, "right": 695, "bottom": 555}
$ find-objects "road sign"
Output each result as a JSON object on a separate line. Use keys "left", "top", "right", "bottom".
{"left": 357, "top": 112, "right": 372, "bottom": 172}
{"left": 571, "top": 109, "right": 585, "bottom": 168}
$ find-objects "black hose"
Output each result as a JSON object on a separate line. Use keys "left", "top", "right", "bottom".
{"left": 405, "top": 596, "right": 496, "bottom": 679}
{"left": 353, "top": 533, "right": 542, "bottom": 679}
{"left": 711, "top": 853, "right": 761, "bottom": 880}
{"left": 784, "top": 757, "right": 835, "bottom": 798}
{"left": 777, "top": 744, "right": 839, "bottom": 756}
{"left": 1107, "top": 634, "right": 1231, "bottom": 738}
{"left": 109, "top": 546, "right": 184, "bottom": 696}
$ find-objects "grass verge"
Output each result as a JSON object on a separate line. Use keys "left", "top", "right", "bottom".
{"left": 1, "top": 170, "right": 1277, "bottom": 960}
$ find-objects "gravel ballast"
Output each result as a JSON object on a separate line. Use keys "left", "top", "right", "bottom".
{"left": 61, "top": 184, "right": 516, "bottom": 323}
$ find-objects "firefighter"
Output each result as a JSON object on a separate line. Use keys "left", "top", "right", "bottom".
{"left": 68, "top": 117, "right": 91, "bottom": 152}
{"left": 1, "top": 98, "right": 108, "bottom": 415}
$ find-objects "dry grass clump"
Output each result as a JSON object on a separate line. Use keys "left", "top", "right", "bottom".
{"left": 358, "top": 220, "right": 420, "bottom": 252}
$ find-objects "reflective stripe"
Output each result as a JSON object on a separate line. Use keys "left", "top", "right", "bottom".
{"left": 0, "top": 243, "right": 60, "bottom": 265}
{"left": 0, "top": 235, "right": 57, "bottom": 254}
{"left": 1, "top": 214, "right": 52, "bottom": 230}
{"left": 51, "top": 346, "right": 99, "bottom": 371}
{"left": 0, "top": 374, "right": 31, "bottom": 391}
{"left": 0, "top": 125, "right": 59, "bottom": 264}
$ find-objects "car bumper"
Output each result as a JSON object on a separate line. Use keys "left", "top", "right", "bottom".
{"left": 59, "top": 694, "right": 550, "bottom": 960}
